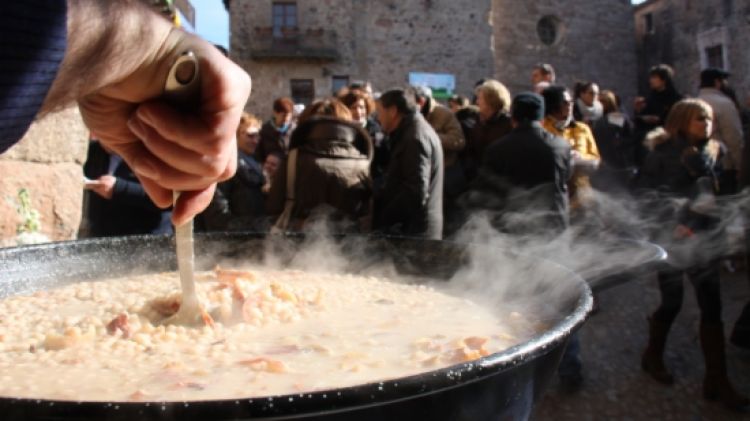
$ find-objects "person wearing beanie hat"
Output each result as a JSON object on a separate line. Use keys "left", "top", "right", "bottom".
{"left": 469, "top": 92, "right": 571, "bottom": 234}
{"left": 468, "top": 91, "right": 579, "bottom": 390}
{"left": 511, "top": 92, "right": 546, "bottom": 123}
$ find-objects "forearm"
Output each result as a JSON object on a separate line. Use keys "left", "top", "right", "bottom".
{"left": 42, "top": 0, "right": 175, "bottom": 114}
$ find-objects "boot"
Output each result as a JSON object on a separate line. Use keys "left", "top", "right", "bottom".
{"left": 641, "top": 317, "right": 675, "bottom": 385}
{"left": 700, "top": 322, "right": 750, "bottom": 412}
{"left": 730, "top": 303, "right": 750, "bottom": 349}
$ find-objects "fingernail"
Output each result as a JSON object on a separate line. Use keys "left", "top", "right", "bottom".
{"left": 133, "top": 159, "right": 159, "bottom": 180}
{"left": 127, "top": 118, "right": 146, "bottom": 139}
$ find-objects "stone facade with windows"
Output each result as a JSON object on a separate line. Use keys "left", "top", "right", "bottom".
{"left": 635, "top": 0, "right": 750, "bottom": 99}
{"left": 491, "top": 0, "right": 638, "bottom": 102}
{"left": 227, "top": 0, "right": 638, "bottom": 118}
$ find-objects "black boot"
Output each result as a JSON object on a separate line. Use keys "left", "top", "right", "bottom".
{"left": 700, "top": 322, "right": 750, "bottom": 412}
{"left": 730, "top": 303, "right": 750, "bottom": 349}
{"left": 641, "top": 317, "right": 675, "bottom": 385}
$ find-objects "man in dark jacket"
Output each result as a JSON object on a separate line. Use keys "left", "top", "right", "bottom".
{"left": 83, "top": 141, "right": 173, "bottom": 237}
{"left": 469, "top": 93, "right": 581, "bottom": 392}
{"left": 634, "top": 64, "right": 683, "bottom": 167}
{"left": 375, "top": 88, "right": 444, "bottom": 239}
{"left": 730, "top": 96, "right": 750, "bottom": 350}
{"left": 470, "top": 92, "right": 571, "bottom": 234}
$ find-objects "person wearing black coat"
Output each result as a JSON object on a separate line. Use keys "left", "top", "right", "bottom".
{"left": 469, "top": 92, "right": 571, "bottom": 234}
{"left": 634, "top": 65, "right": 684, "bottom": 167}
{"left": 637, "top": 99, "right": 748, "bottom": 412}
{"left": 255, "top": 97, "right": 295, "bottom": 164}
{"left": 83, "top": 141, "right": 172, "bottom": 237}
{"left": 374, "top": 89, "right": 444, "bottom": 239}
{"left": 730, "top": 98, "right": 750, "bottom": 350}
{"left": 591, "top": 90, "right": 637, "bottom": 193}
{"left": 198, "top": 113, "right": 267, "bottom": 232}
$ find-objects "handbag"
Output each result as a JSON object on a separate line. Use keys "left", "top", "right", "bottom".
{"left": 270, "top": 148, "right": 298, "bottom": 234}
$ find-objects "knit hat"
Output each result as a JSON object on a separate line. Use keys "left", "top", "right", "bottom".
{"left": 511, "top": 92, "right": 545, "bottom": 122}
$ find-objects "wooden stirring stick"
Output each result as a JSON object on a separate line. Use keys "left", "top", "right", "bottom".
{"left": 160, "top": 52, "right": 210, "bottom": 326}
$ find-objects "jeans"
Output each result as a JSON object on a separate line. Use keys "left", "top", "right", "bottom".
{"left": 558, "top": 332, "right": 582, "bottom": 378}
{"left": 652, "top": 263, "right": 722, "bottom": 325}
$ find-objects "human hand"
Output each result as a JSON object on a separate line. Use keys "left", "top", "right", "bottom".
{"left": 50, "top": 2, "right": 251, "bottom": 226}
{"left": 673, "top": 224, "right": 694, "bottom": 240}
{"left": 640, "top": 115, "right": 660, "bottom": 125}
{"left": 81, "top": 34, "right": 250, "bottom": 225}
{"left": 633, "top": 97, "right": 646, "bottom": 113}
{"left": 85, "top": 175, "right": 116, "bottom": 200}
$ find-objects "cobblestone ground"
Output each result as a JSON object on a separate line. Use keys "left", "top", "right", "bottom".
{"left": 533, "top": 265, "right": 750, "bottom": 421}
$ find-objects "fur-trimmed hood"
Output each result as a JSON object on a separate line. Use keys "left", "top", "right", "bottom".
{"left": 644, "top": 127, "right": 721, "bottom": 163}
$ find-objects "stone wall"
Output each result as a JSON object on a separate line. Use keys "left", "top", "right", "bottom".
{"left": 0, "top": 107, "right": 88, "bottom": 247}
{"left": 230, "top": 0, "right": 494, "bottom": 118}
{"left": 635, "top": 0, "right": 750, "bottom": 100}
{"left": 492, "top": 0, "right": 638, "bottom": 105}
{"left": 230, "top": 0, "right": 638, "bottom": 116}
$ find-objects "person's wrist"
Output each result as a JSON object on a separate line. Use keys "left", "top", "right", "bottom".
{"left": 43, "top": 0, "right": 174, "bottom": 113}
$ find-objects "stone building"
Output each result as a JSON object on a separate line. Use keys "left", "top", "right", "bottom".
{"left": 492, "top": 0, "right": 637, "bottom": 101}
{"left": 0, "top": 108, "right": 88, "bottom": 247}
{"left": 635, "top": 0, "right": 750, "bottom": 99}
{"left": 226, "top": 0, "right": 638, "bottom": 118}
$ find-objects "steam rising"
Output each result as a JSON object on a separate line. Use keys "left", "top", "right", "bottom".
{"left": 202, "top": 184, "right": 748, "bottom": 326}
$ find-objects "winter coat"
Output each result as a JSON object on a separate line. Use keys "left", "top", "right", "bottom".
{"left": 366, "top": 117, "right": 390, "bottom": 194}
{"left": 83, "top": 142, "right": 172, "bottom": 237}
{"left": 422, "top": 98, "right": 465, "bottom": 167}
{"left": 634, "top": 87, "right": 683, "bottom": 167}
{"left": 470, "top": 121, "right": 571, "bottom": 233}
{"left": 591, "top": 112, "right": 637, "bottom": 192}
{"left": 198, "top": 151, "right": 267, "bottom": 232}
{"left": 266, "top": 117, "right": 373, "bottom": 232}
{"left": 637, "top": 128, "right": 723, "bottom": 233}
{"left": 255, "top": 119, "right": 294, "bottom": 164}
{"left": 698, "top": 88, "right": 745, "bottom": 171}
{"left": 741, "top": 108, "right": 750, "bottom": 188}
{"left": 376, "top": 112, "right": 444, "bottom": 239}
{"left": 592, "top": 112, "right": 636, "bottom": 170}
{"left": 463, "top": 110, "right": 513, "bottom": 181}
{"left": 637, "top": 88, "right": 684, "bottom": 130}
{"left": 543, "top": 116, "right": 600, "bottom": 208}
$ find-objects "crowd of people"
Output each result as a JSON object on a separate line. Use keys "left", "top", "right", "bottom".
{"left": 83, "top": 59, "right": 750, "bottom": 409}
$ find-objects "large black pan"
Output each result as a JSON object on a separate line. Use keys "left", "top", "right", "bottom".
{"left": 0, "top": 233, "right": 598, "bottom": 420}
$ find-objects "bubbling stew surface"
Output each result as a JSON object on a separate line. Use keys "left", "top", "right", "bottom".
{"left": 0, "top": 268, "right": 541, "bottom": 401}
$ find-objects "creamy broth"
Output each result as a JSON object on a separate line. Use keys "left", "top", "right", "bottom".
{"left": 0, "top": 268, "right": 540, "bottom": 401}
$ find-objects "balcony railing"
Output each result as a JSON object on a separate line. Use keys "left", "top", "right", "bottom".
{"left": 247, "top": 27, "right": 339, "bottom": 61}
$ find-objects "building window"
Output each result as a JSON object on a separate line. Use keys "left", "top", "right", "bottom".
{"left": 697, "top": 27, "right": 730, "bottom": 71}
{"left": 272, "top": 2, "right": 297, "bottom": 38}
{"left": 291, "top": 79, "right": 315, "bottom": 105}
{"left": 332, "top": 76, "right": 350, "bottom": 95}
{"left": 705, "top": 45, "right": 725, "bottom": 69}
{"left": 644, "top": 13, "right": 654, "bottom": 34}
{"left": 723, "top": 0, "right": 733, "bottom": 18}
{"left": 537, "top": 16, "right": 561, "bottom": 46}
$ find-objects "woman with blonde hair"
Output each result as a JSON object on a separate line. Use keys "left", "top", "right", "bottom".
{"left": 639, "top": 99, "right": 748, "bottom": 411}
{"left": 267, "top": 98, "right": 373, "bottom": 232}
{"left": 463, "top": 79, "right": 513, "bottom": 181}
